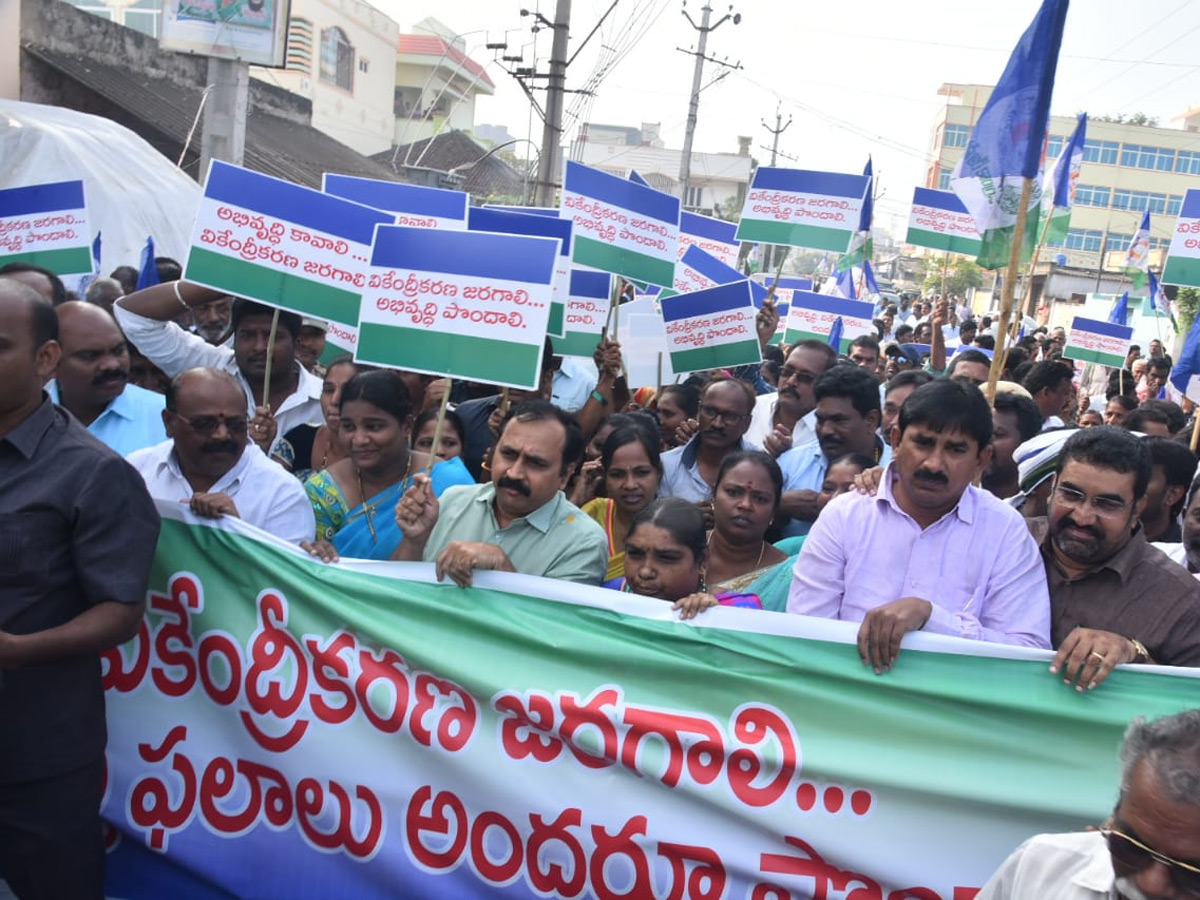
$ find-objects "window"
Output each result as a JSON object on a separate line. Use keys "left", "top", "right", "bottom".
{"left": 319, "top": 27, "right": 355, "bottom": 91}
{"left": 1168, "top": 195, "right": 1183, "bottom": 216}
{"left": 937, "top": 167, "right": 952, "bottom": 190}
{"left": 943, "top": 124, "right": 970, "bottom": 149}
{"left": 1120, "top": 144, "right": 1175, "bottom": 172}
{"left": 1046, "top": 135, "right": 1065, "bottom": 158}
{"left": 286, "top": 17, "right": 313, "bottom": 73}
{"left": 1107, "top": 233, "right": 1131, "bottom": 253}
{"left": 1113, "top": 190, "right": 1170, "bottom": 214}
{"left": 1073, "top": 184, "right": 1110, "bottom": 208}
{"left": 1082, "top": 139, "right": 1119, "bottom": 165}
{"left": 1177, "top": 151, "right": 1200, "bottom": 176}
{"left": 358, "top": 58, "right": 370, "bottom": 73}
{"left": 684, "top": 185, "right": 704, "bottom": 209}
{"left": 1065, "top": 229, "right": 1103, "bottom": 253}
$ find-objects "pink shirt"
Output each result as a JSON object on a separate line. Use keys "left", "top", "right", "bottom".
{"left": 787, "top": 467, "right": 1051, "bottom": 648}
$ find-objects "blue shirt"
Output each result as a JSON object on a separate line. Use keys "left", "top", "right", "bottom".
{"left": 47, "top": 381, "right": 166, "bottom": 457}
{"left": 777, "top": 436, "right": 892, "bottom": 538}
{"left": 660, "top": 435, "right": 762, "bottom": 502}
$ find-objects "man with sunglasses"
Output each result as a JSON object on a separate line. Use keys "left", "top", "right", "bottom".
{"left": 978, "top": 709, "right": 1200, "bottom": 899}
{"left": 1032, "top": 427, "right": 1200, "bottom": 692}
{"left": 127, "top": 368, "right": 314, "bottom": 545}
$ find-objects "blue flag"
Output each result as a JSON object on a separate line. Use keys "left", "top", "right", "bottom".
{"left": 1171, "top": 311, "right": 1200, "bottom": 401}
{"left": 1125, "top": 210, "right": 1151, "bottom": 289}
{"left": 836, "top": 158, "right": 874, "bottom": 271}
{"left": 92, "top": 232, "right": 102, "bottom": 269}
{"left": 1148, "top": 270, "right": 1178, "bottom": 334}
{"left": 950, "top": 0, "right": 1070, "bottom": 270}
{"left": 828, "top": 316, "right": 844, "bottom": 351}
{"left": 1108, "top": 292, "right": 1129, "bottom": 327}
{"left": 834, "top": 267, "right": 856, "bottom": 300}
{"left": 136, "top": 236, "right": 159, "bottom": 290}
{"left": 862, "top": 259, "right": 880, "bottom": 296}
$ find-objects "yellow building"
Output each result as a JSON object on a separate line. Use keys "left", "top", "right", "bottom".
{"left": 927, "top": 83, "right": 1200, "bottom": 282}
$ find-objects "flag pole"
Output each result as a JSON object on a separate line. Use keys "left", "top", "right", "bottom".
{"left": 940, "top": 252, "right": 950, "bottom": 298}
{"left": 424, "top": 377, "right": 452, "bottom": 476}
{"left": 1191, "top": 412, "right": 1200, "bottom": 453}
{"left": 997, "top": 205, "right": 1053, "bottom": 378}
{"left": 261, "top": 308, "right": 281, "bottom": 411}
{"left": 985, "top": 178, "right": 1035, "bottom": 404}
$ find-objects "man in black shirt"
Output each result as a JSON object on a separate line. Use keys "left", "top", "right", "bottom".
{"left": 0, "top": 280, "right": 160, "bottom": 898}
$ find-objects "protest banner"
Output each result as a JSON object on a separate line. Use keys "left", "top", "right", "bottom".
{"left": 1063, "top": 316, "right": 1134, "bottom": 368}
{"left": 906, "top": 187, "right": 984, "bottom": 257}
{"left": 323, "top": 174, "right": 468, "bottom": 230}
{"left": 556, "top": 268, "right": 612, "bottom": 359}
{"left": 735, "top": 168, "right": 869, "bottom": 252}
{"left": 184, "top": 161, "right": 394, "bottom": 352}
{"left": 561, "top": 161, "right": 680, "bottom": 288}
{"left": 99, "top": 506, "right": 1199, "bottom": 899}
{"left": 468, "top": 206, "right": 572, "bottom": 338}
{"left": 661, "top": 280, "right": 761, "bottom": 374}
{"left": 0, "top": 179, "right": 94, "bottom": 275}
{"left": 483, "top": 205, "right": 560, "bottom": 217}
{"left": 356, "top": 226, "right": 558, "bottom": 390}
{"left": 679, "top": 210, "right": 740, "bottom": 267}
{"left": 1162, "top": 189, "right": 1200, "bottom": 288}
{"left": 674, "top": 245, "right": 769, "bottom": 305}
{"left": 784, "top": 290, "right": 876, "bottom": 352}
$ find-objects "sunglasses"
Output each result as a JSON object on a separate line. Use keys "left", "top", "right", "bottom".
{"left": 1103, "top": 828, "right": 1200, "bottom": 894}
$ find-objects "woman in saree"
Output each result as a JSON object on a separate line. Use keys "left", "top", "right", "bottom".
{"left": 302, "top": 370, "right": 473, "bottom": 561}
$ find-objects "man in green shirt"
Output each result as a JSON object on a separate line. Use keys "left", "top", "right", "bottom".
{"left": 394, "top": 400, "right": 608, "bottom": 586}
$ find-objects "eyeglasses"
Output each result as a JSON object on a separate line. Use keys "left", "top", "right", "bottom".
{"left": 778, "top": 366, "right": 816, "bottom": 385}
{"left": 1103, "top": 828, "right": 1200, "bottom": 894}
{"left": 1052, "top": 484, "right": 1128, "bottom": 518}
{"left": 698, "top": 404, "right": 750, "bottom": 424}
{"left": 178, "top": 414, "right": 249, "bottom": 436}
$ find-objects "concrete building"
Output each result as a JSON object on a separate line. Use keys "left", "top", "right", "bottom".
{"left": 261, "top": 0, "right": 400, "bottom": 156}
{"left": 572, "top": 122, "right": 753, "bottom": 216}
{"left": 927, "top": 83, "right": 1200, "bottom": 278}
{"left": 392, "top": 19, "right": 495, "bottom": 150}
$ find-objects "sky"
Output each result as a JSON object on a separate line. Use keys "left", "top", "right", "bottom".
{"left": 376, "top": 0, "right": 1200, "bottom": 239}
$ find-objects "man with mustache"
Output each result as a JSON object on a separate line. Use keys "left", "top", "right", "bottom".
{"left": 789, "top": 379, "right": 1051, "bottom": 673}
{"left": 1032, "top": 427, "right": 1200, "bottom": 691}
{"left": 47, "top": 302, "right": 166, "bottom": 456}
{"left": 115, "top": 281, "right": 323, "bottom": 456}
{"left": 744, "top": 340, "right": 837, "bottom": 457}
{"left": 661, "top": 377, "right": 760, "bottom": 505}
{"left": 776, "top": 364, "right": 891, "bottom": 537}
{"left": 394, "top": 400, "right": 608, "bottom": 586}
{"left": 126, "top": 368, "right": 314, "bottom": 545}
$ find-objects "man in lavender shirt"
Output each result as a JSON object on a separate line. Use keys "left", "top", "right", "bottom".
{"left": 788, "top": 379, "right": 1051, "bottom": 673}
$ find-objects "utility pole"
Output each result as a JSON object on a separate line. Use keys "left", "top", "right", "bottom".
{"left": 677, "top": 3, "right": 741, "bottom": 211}
{"left": 199, "top": 58, "right": 248, "bottom": 173}
{"left": 760, "top": 103, "right": 791, "bottom": 272}
{"left": 533, "top": 0, "right": 571, "bottom": 207}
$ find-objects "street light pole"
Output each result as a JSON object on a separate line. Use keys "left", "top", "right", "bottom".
{"left": 677, "top": 3, "right": 739, "bottom": 211}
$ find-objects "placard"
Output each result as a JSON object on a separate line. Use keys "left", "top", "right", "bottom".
{"left": 1162, "top": 189, "right": 1200, "bottom": 288}
{"left": 674, "top": 245, "right": 769, "bottom": 305}
{"left": 735, "top": 168, "right": 869, "bottom": 252}
{"left": 184, "top": 161, "right": 394, "bottom": 351}
{"left": 661, "top": 280, "right": 762, "bottom": 374}
{"left": 324, "top": 174, "right": 468, "bottom": 230}
{"left": 906, "top": 187, "right": 984, "bottom": 257}
{"left": 1063, "top": 316, "right": 1134, "bottom": 368}
{"left": 555, "top": 268, "right": 612, "bottom": 359}
{"left": 0, "top": 179, "right": 94, "bottom": 275}
{"left": 356, "top": 226, "right": 558, "bottom": 390}
{"left": 783, "top": 291, "right": 875, "bottom": 353}
{"left": 679, "top": 210, "right": 739, "bottom": 267}
{"left": 561, "top": 161, "right": 680, "bottom": 287}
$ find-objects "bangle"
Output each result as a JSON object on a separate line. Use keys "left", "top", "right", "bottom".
{"left": 172, "top": 281, "right": 189, "bottom": 311}
{"left": 590, "top": 389, "right": 609, "bottom": 406}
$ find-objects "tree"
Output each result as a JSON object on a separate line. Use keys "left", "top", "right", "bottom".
{"left": 1088, "top": 111, "right": 1159, "bottom": 127}
{"left": 921, "top": 257, "right": 984, "bottom": 296}
{"left": 1177, "top": 287, "right": 1200, "bottom": 333}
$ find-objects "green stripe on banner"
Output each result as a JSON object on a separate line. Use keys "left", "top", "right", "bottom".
{"left": 736, "top": 219, "right": 853, "bottom": 253}
{"left": 1163, "top": 254, "right": 1200, "bottom": 289}
{"left": 671, "top": 338, "right": 762, "bottom": 374}
{"left": 905, "top": 227, "right": 982, "bottom": 258}
{"left": 547, "top": 301, "right": 565, "bottom": 339}
{"left": 555, "top": 330, "right": 602, "bottom": 358}
{"left": 0, "top": 245, "right": 94, "bottom": 276}
{"left": 573, "top": 235, "right": 674, "bottom": 287}
{"left": 1066, "top": 347, "right": 1126, "bottom": 368}
{"left": 357, "top": 322, "right": 541, "bottom": 388}
{"left": 784, "top": 326, "right": 822, "bottom": 345}
{"left": 185, "top": 247, "right": 361, "bottom": 327}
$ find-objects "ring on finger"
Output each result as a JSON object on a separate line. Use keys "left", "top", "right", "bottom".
{"left": 1088, "top": 650, "right": 1105, "bottom": 662}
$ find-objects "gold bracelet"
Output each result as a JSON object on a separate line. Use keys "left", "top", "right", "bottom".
{"left": 1129, "top": 638, "right": 1153, "bottom": 665}
{"left": 172, "top": 281, "right": 189, "bottom": 311}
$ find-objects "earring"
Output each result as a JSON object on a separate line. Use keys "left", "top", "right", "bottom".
{"left": 699, "top": 571, "right": 707, "bottom": 593}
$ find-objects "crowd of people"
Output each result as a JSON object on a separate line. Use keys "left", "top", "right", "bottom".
{"left": 3, "top": 257, "right": 1200, "bottom": 896}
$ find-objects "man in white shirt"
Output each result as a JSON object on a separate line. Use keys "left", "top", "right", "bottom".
{"left": 114, "top": 281, "right": 323, "bottom": 455}
{"left": 127, "top": 368, "right": 315, "bottom": 545}
{"left": 744, "top": 340, "right": 837, "bottom": 457}
{"left": 977, "top": 710, "right": 1200, "bottom": 900}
